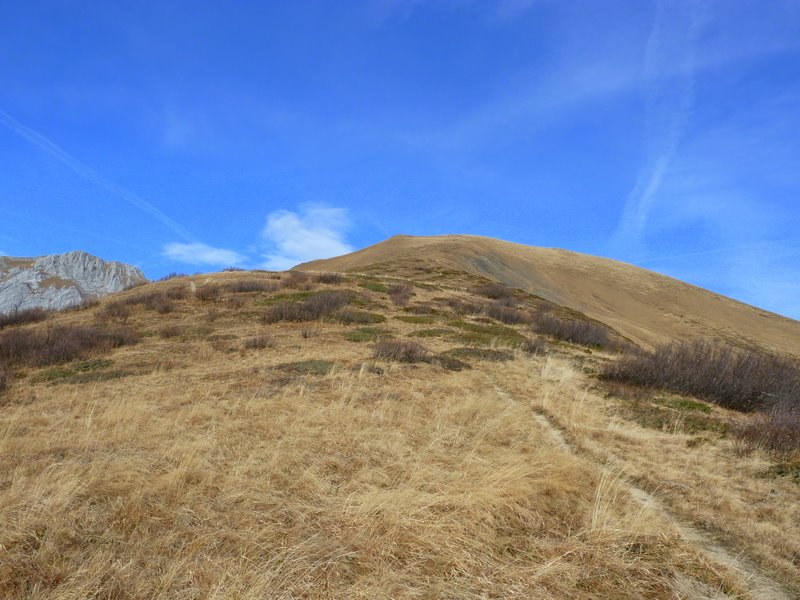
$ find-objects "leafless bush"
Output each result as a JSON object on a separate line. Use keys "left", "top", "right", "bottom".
{"left": 388, "top": 283, "right": 414, "bottom": 306}
{"left": 262, "top": 292, "right": 350, "bottom": 323}
{"left": 158, "top": 272, "right": 188, "bottom": 281}
{"left": 532, "top": 313, "right": 609, "bottom": 347}
{"left": 520, "top": 338, "right": 549, "bottom": 355}
{"left": 0, "top": 325, "right": 140, "bottom": 367}
{"left": 335, "top": 310, "right": 385, "bottom": 325}
{"left": 0, "top": 367, "right": 7, "bottom": 395}
{"left": 487, "top": 301, "right": 531, "bottom": 325}
{"left": 282, "top": 271, "right": 315, "bottom": 290}
{"left": 603, "top": 341, "right": 800, "bottom": 412}
{"left": 120, "top": 287, "right": 188, "bottom": 311}
{"left": 473, "top": 282, "right": 514, "bottom": 300}
{"left": 735, "top": 408, "right": 800, "bottom": 455}
{"left": 158, "top": 325, "right": 185, "bottom": 339}
{"left": 314, "top": 272, "right": 344, "bottom": 284}
{"left": 300, "top": 328, "right": 319, "bottom": 339}
{"left": 195, "top": 285, "right": 221, "bottom": 302}
{"left": 373, "top": 339, "right": 430, "bottom": 363}
{"left": 223, "top": 266, "right": 245, "bottom": 272}
{"left": 101, "top": 302, "right": 131, "bottom": 323}
{"left": 243, "top": 334, "right": 276, "bottom": 350}
{"left": 446, "top": 298, "right": 485, "bottom": 316}
{"left": 0, "top": 307, "right": 48, "bottom": 329}
{"left": 225, "top": 280, "right": 280, "bottom": 293}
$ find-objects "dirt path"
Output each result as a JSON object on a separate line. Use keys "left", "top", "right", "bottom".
{"left": 489, "top": 378, "right": 793, "bottom": 600}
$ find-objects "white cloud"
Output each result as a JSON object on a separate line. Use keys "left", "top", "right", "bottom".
{"left": 260, "top": 205, "right": 353, "bottom": 270}
{"left": 162, "top": 242, "right": 246, "bottom": 266}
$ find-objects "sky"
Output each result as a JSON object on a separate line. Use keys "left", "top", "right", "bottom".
{"left": 1, "top": 1, "right": 799, "bottom": 318}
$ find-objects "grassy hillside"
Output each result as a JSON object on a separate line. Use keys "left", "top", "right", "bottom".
{"left": 0, "top": 268, "right": 797, "bottom": 599}
{"left": 299, "top": 234, "right": 800, "bottom": 356}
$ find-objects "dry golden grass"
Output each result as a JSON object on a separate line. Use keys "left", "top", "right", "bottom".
{"left": 0, "top": 270, "right": 797, "bottom": 598}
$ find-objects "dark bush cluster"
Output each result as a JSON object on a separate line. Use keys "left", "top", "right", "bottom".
{"left": 223, "top": 266, "right": 245, "bottom": 272}
{"left": 0, "top": 307, "right": 49, "bottom": 329}
{"left": 388, "top": 284, "right": 414, "bottom": 307}
{"left": 116, "top": 286, "right": 188, "bottom": 312}
{"left": 262, "top": 291, "right": 350, "bottom": 323}
{"left": 281, "top": 271, "right": 315, "bottom": 290}
{"left": 0, "top": 367, "right": 7, "bottom": 395}
{"left": 225, "top": 280, "right": 280, "bottom": 294}
{"left": 314, "top": 272, "right": 344, "bottom": 285}
{"left": 736, "top": 409, "right": 800, "bottom": 455}
{"left": 474, "top": 282, "right": 514, "bottom": 300}
{"left": 243, "top": 333, "right": 276, "bottom": 349}
{"left": 446, "top": 298, "right": 485, "bottom": 316}
{"left": 532, "top": 313, "right": 610, "bottom": 347}
{"left": 603, "top": 341, "right": 800, "bottom": 412}
{"left": 486, "top": 301, "right": 531, "bottom": 325}
{"left": 195, "top": 285, "right": 221, "bottom": 302}
{"left": 373, "top": 339, "right": 430, "bottom": 363}
{"left": 335, "top": 310, "right": 386, "bottom": 325}
{"left": 158, "top": 272, "right": 188, "bottom": 281}
{"left": 0, "top": 325, "right": 140, "bottom": 368}
{"left": 101, "top": 302, "right": 132, "bottom": 323}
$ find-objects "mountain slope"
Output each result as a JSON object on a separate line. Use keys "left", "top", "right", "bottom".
{"left": 298, "top": 234, "right": 800, "bottom": 355}
{"left": 0, "top": 250, "right": 146, "bottom": 314}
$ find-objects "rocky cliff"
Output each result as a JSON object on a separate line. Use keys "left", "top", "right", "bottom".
{"left": 0, "top": 250, "right": 147, "bottom": 314}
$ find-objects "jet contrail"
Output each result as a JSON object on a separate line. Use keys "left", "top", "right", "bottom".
{"left": 0, "top": 109, "right": 196, "bottom": 242}
{"left": 611, "top": 0, "right": 708, "bottom": 251}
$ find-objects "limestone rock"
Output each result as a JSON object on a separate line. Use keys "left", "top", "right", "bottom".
{"left": 0, "top": 250, "right": 147, "bottom": 315}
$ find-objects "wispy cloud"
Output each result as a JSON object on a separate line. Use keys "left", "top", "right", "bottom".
{"left": 162, "top": 242, "right": 246, "bottom": 266}
{"left": 260, "top": 205, "right": 353, "bottom": 270}
{"left": 0, "top": 109, "right": 195, "bottom": 242}
{"left": 611, "top": 0, "right": 708, "bottom": 253}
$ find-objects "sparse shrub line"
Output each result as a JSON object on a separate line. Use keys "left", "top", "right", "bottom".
{"left": 531, "top": 312, "right": 610, "bottom": 348}
{"left": 602, "top": 340, "right": 800, "bottom": 413}
{"left": 0, "top": 307, "right": 49, "bottom": 329}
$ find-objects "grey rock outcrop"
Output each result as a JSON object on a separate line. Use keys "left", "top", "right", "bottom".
{"left": 0, "top": 250, "right": 147, "bottom": 315}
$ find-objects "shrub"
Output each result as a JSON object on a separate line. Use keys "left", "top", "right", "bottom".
{"left": 101, "top": 302, "right": 131, "bottom": 323}
{"left": 446, "top": 298, "right": 485, "bottom": 316}
{"left": 0, "top": 307, "right": 49, "bottom": 329}
{"left": 120, "top": 287, "right": 187, "bottom": 311}
{"left": 388, "top": 284, "right": 414, "bottom": 306}
{"left": 0, "top": 366, "right": 7, "bottom": 395}
{"left": 335, "top": 310, "right": 386, "bottom": 325}
{"left": 314, "top": 272, "right": 344, "bottom": 284}
{"left": 486, "top": 302, "right": 531, "bottom": 325}
{"left": 373, "top": 340, "right": 430, "bottom": 363}
{"left": 158, "top": 325, "right": 185, "bottom": 339}
{"left": 158, "top": 272, "right": 188, "bottom": 281}
{"left": 244, "top": 334, "right": 276, "bottom": 350}
{"left": 520, "top": 338, "right": 549, "bottom": 355}
{"left": 474, "top": 282, "right": 514, "bottom": 300}
{"left": 603, "top": 341, "right": 800, "bottom": 412}
{"left": 735, "top": 409, "right": 800, "bottom": 456}
{"left": 282, "top": 271, "right": 315, "bottom": 290}
{"left": 532, "top": 313, "right": 609, "bottom": 347}
{"left": 223, "top": 266, "right": 245, "bottom": 272}
{"left": 226, "top": 280, "right": 280, "bottom": 293}
{"left": 195, "top": 285, "right": 221, "bottom": 302}
{"left": 262, "top": 291, "right": 350, "bottom": 323}
{"left": 0, "top": 325, "right": 140, "bottom": 368}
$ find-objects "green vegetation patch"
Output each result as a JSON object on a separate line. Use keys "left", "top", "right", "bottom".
{"left": 447, "top": 319, "right": 526, "bottom": 347}
{"left": 255, "top": 291, "right": 317, "bottom": 306}
{"left": 765, "top": 461, "right": 800, "bottom": 484}
{"left": 276, "top": 360, "right": 337, "bottom": 376}
{"left": 655, "top": 396, "right": 712, "bottom": 414}
{"left": 358, "top": 280, "right": 389, "bottom": 293}
{"left": 615, "top": 398, "right": 729, "bottom": 436}
{"left": 395, "top": 315, "right": 438, "bottom": 324}
{"left": 336, "top": 310, "right": 386, "bottom": 325}
{"left": 411, "top": 328, "right": 453, "bottom": 338}
{"left": 32, "top": 359, "right": 135, "bottom": 385}
{"left": 444, "top": 347, "right": 514, "bottom": 362}
{"left": 343, "top": 327, "right": 393, "bottom": 343}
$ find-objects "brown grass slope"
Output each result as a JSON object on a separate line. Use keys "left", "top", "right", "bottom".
{"left": 1, "top": 270, "right": 798, "bottom": 598}
{"left": 298, "top": 234, "right": 800, "bottom": 355}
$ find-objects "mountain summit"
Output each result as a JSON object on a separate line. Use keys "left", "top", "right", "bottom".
{"left": 0, "top": 250, "right": 146, "bottom": 314}
{"left": 298, "top": 234, "right": 800, "bottom": 355}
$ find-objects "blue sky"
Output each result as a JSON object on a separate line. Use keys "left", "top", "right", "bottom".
{"left": 1, "top": 1, "right": 799, "bottom": 318}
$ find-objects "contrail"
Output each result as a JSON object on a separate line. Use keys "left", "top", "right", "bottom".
{"left": 0, "top": 109, "right": 196, "bottom": 242}
{"left": 611, "top": 0, "right": 708, "bottom": 252}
